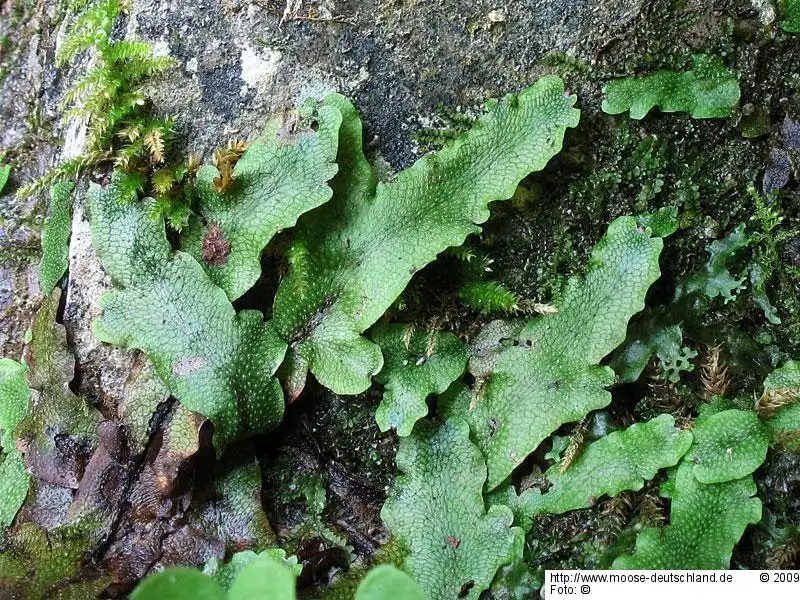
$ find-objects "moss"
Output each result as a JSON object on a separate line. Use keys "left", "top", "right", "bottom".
{"left": 297, "top": 387, "right": 396, "bottom": 489}
{"left": 262, "top": 385, "right": 396, "bottom": 566}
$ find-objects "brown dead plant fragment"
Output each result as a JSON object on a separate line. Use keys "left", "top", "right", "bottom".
{"left": 755, "top": 386, "right": 800, "bottom": 417}
{"left": 600, "top": 491, "right": 634, "bottom": 542}
{"left": 402, "top": 325, "right": 415, "bottom": 350}
{"left": 699, "top": 344, "right": 730, "bottom": 401}
{"left": 645, "top": 375, "right": 692, "bottom": 427}
{"left": 767, "top": 538, "right": 800, "bottom": 569}
{"left": 469, "top": 376, "right": 488, "bottom": 411}
{"left": 636, "top": 489, "right": 666, "bottom": 528}
{"left": 531, "top": 302, "right": 559, "bottom": 315}
{"left": 425, "top": 330, "right": 438, "bottom": 359}
{"left": 444, "top": 535, "right": 461, "bottom": 550}
{"left": 202, "top": 223, "right": 232, "bottom": 266}
{"left": 118, "top": 124, "right": 142, "bottom": 143}
{"left": 277, "top": 109, "right": 302, "bottom": 142}
{"left": 212, "top": 138, "right": 249, "bottom": 193}
{"left": 560, "top": 415, "right": 590, "bottom": 474}
{"left": 186, "top": 153, "right": 203, "bottom": 177}
{"left": 144, "top": 129, "right": 166, "bottom": 163}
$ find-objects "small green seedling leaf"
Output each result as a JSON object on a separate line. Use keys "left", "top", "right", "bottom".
{"left": 130, "top": 568, "right": 226, "bottom": 600}
{"left": 133, "top": 555, "right": 298, "bottom": 600}
{"left": 602, "top": 55, "right": 740, "bottom": 120}
{"left": 355, "top": 565, "right": 430, "bottom": 600}
{"left": 204, "top": 549, "right": 302, "bottom": 590}
{"left": 273, "top": 78, "right": 580, "bottom": 395}
{"left": 782, "top": 0, "right": 800, "bottom": 32}
{"left": 613, "top": 462, "right": 761, "bottom": 569}
{"left": 135, "top": 558, "right": 423, "bottom": 600}
{"left": 0, "top": 164, "right": 10, "bottom": 193}
{"left": 381, "top": 418, "right": 522, "bottom": 600}
{"left": 40, "top": 182, "right": 75, "bottom": 292}
{"left": 182, "top": 101, "right": 342, "bottom": 301}
{"left": 524, "top": 414, "right": 692, "bottom": 515}
{"left": 758, "top": 361, "right": 800, "bottom": 450}
{"left": 749, "top": 264, "right": 781, "bottom": 325}
{"left": 89, "top": 173, "right": 286, "bottom": 450}
{"left": 443, "top": 216, "right": 664, "bottom": 489}
{"left": 227, "top": 554, "right": 297, "bottom": 600}
{"left": 610, "top": 317, "right": 696, "bottom": 384}
{"left": 689, "top": 409, "right": 769, "bottom": 484}
{"left": 373, "top": 325, "right": 468, "bottom": 436}
{"left": 637, "top": 206, "right": 679, "bottom": 238}
{"left": 544, "top": 435, "right": 569, "bottom": 464}
{"left": 676, "top": 224, "right": 750, "bottom": 303}
{"left": 0, "top": 358, "right": 31, "bottom": 527}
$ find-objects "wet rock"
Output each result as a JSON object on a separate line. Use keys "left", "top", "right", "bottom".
{"left": 764, "top": 148, "right": 791, "bottom": 194}
{"left": 782, "top": 237, "right": 800, "bottom": 268}
{"left": 778, "top": 116, "right": 800, "bottom": 150}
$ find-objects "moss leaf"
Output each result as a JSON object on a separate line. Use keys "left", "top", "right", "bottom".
{"left": 355, "top": 565, "right": 430, "bottom": 600}
{"left": 273, "top": 78, "right": 580, "bottom": 395}
{"left": 689, "top": 409, "right": 769, "bottom": 484}
{"left": 380, "top": 418, "right": 522, "bottom": 600}
{"left": 443, "top": 216, "right": 664, "bottom": 489}
{"left": 182, "top": 100, "right": 342, "bottom": 301}
{"left": 613, "top": 462, "right": 761, "bottom": 569}
{"left": 458, "top": 281, "right": 520, "bottom": 315}
{"left": 525, "top": 414, "right": 692, "bottom": 516}
{"left": 373, "top": 325, "right": 468, "bottom": 436}
{"left": 782, "top": 0, "right": 800, "bottom": 32}
{"left": 89, "top": 173, "right": 286, "bottom": 450}
{"left": 40, "top": 182, "right": 75, "bottom": 293}
{"left": 602, "top": 55, "right": 740, "bottom": 120}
